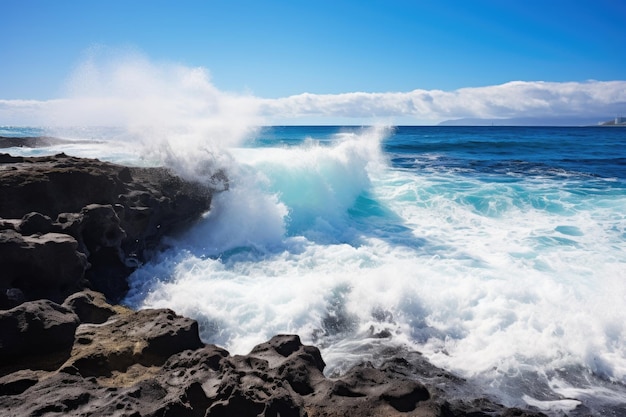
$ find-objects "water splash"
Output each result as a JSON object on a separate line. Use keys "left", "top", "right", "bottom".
{"left": 23, "top": 48, "right": 262, "bottom": 182}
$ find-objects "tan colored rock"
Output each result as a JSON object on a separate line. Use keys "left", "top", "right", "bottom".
{"left": 63, "top": 308, "right": 203, "bottom": 379}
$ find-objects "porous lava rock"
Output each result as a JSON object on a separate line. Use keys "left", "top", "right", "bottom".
{"left": 0, "top": 152, "right": 219, "bottom": 305}
{"left": 0, "top": 295, "right": 549, "bottom": 417}
{"left": 0, "top": 230, "right": 89, "bottom": 301}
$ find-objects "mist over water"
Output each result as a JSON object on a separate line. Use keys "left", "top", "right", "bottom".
{"left": 4, "top": 54, "right": 626, "bottom": 415}
{"left": 10, "top": 49, "right": 262, "bottom": 182}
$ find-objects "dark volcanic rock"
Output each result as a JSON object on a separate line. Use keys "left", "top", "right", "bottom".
{"left": 0, "top": 328, "right": 549, "bottom": 417}
{"left": 0, "top": 153, "right": 124, "bottom": 218}
{"left": 0, "top": 295, "right": 550, "bottom": 417}
{"left": 18, "top": 212, "right": 54, "bottom": 235}
{"left": 62, "top": 290, "right": 118, "bottom": 324}
{"left": 0, "top": 153, "right": 217, "bottom": 303}
{"left": 0, "top": 136, "right": 77, "bottom": 148}
{"left": 0, "top": 299, "right": 79, "bottom": 361}
{"left": 0, "top": 230, "right": 89, "bottom": 302}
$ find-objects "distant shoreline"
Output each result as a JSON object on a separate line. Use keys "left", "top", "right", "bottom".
{"left": 0, "top": 136, "right": 103, "bottom": 148}
{"left": 0, "top": 136, "right": 72, "bottom": 148}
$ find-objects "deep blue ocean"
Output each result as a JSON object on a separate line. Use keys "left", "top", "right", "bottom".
{"left": 3, "top": 125, "right": 626, "bottom": 415}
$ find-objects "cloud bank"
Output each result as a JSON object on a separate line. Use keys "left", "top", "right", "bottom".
{"left": 259, "top": 80, "right": 626, "bottom": 124}
{"left": 1, "top": 67, "right": 625, "bottom": 126}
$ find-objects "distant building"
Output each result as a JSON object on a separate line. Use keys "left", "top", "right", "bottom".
{"left": 616, "top": 116, "right": 626, "bottom": 125}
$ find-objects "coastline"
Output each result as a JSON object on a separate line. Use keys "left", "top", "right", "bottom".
{"left": 0, "top": 149, "right": 551, "bottom": 416}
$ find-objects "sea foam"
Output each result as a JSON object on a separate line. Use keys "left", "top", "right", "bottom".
{"left": 122, "top": 125, "right": 626, "bottom": 414}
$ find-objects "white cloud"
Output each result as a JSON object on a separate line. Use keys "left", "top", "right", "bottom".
{"left": 0, "top": 99, "right": 55, "bottom": 126}
{"left": 258, "top": 80, "right": 626, "bottom": 124}
{"left": 2, "top": 80, "right": 625, "bottom": 127}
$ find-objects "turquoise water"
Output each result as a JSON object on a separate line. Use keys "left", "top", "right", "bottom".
{"left": 3, "top": 125, "right": 626, "bottom": 415}
{"left": 129, "top": 125, "right": 626, "bottom": 415}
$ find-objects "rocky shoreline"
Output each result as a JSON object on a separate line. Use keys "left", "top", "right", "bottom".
{"left": 0, "top": 152, "right": 219, "bottom": 306}
{"left": 0, "top": 151, "right": 549, "bottom": 416}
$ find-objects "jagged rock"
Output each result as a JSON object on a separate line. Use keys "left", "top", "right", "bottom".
{"left": 79, "top": 204, "right": 126, "bottom": 254}
{"left": 76, "top": 204, "right": 131, "bottom": 298}
{"left": 0, "top": 153, "right": 216, "bottom": 303}
{"left": 328, "top": 363, "right": 430, "bottom": 411}
{"left": 0, "top": 153, "right": 24, "bottom": 163}
{"left": 248, "top": 334, "right": 326, "bottom": 396}
{"left": 205, "top": 336, "right": 311, "bottom": 417}
{"left": 0, "top": 153, "right": 124, "bottom": 218}
{"left": 0, "top": 370, "right": 41, "bottom": 396}
{"left": 0, "top": 294, "right": 550, "bottom": 417}
{"left": 0, "top": 218, "right": 20, "bottom": 231}
{"left": 0, "top": 300, "right": 79, "bottom": 361}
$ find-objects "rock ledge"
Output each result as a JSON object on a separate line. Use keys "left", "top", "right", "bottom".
{"left": 0, "top": 153, "right": 219, "bottom": 305}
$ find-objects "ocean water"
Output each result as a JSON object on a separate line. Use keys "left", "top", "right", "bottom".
{"left": 3, "top": 125, "right": 626, "bottom": 415}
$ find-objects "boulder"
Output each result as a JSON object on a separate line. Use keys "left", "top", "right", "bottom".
{"left": 205, "top": 336, "right": 311, "bottom": 417}
{"left": 0, "top": 300, "right": 79, "bottom": 361}
{"left": 74, "top": 204, "right": 131, "bottom": 298}
{"left": 63, "top": 308, "right": 204, "bottom": 377}
{"left": 0, "top": 230, "right": 89, "bottom": 304}
{"left": 248, "top": 334, "right": 326, "bottom": 396}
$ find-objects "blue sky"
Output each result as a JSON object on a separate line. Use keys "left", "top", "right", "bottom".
{"left": 1, "top": 0, "right": 625, "bottom": 124}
